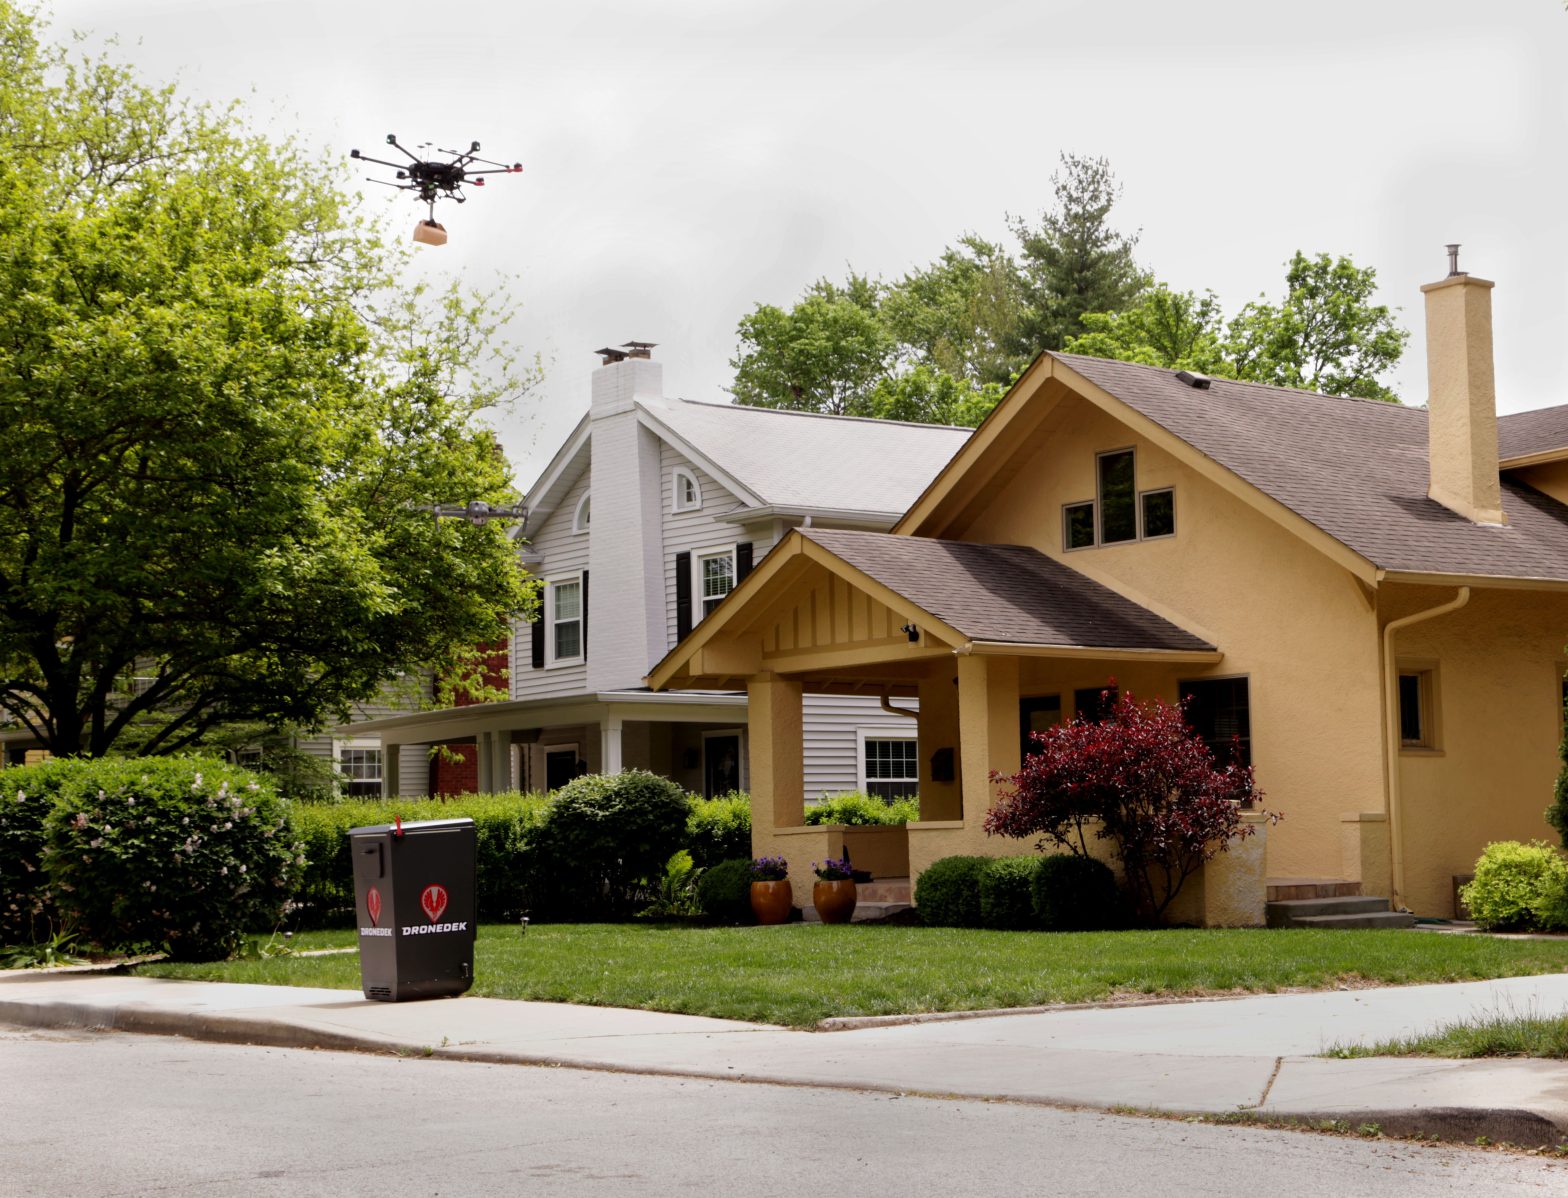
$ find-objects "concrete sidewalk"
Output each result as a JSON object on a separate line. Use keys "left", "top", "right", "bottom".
{"left": 5, "top": 969, "right": 1568, "bottom": 1147}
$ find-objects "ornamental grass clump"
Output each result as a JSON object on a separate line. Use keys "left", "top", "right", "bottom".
{"left": 985, "top": 688, "right": 1269, "bottom": 926}
{"left": 41, "top": 756, "right": 302, "bottom": 962}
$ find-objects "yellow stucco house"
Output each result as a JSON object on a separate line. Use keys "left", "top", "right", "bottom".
{"left": 649, "top": 261, "right": 1568, "bottom": 922}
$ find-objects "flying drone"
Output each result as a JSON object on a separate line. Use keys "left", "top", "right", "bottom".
{"left": 350, "top": 134, "right": 523, "bottom": 245}
{"left": 422, "top": 500, "right": 528, "bottom": 527}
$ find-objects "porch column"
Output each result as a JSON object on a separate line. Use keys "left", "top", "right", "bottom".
{"left": 747, "top": 671, "right": 804, "bottom": 841}
{"left": 476, "top": 732, "right": 494, "bottom": 793}
{"left": 601, "top": 716, "right": 624, "bottom": 775}
{"left": 493, "top": 733, "right": 514, "bottom": 791}
{"left": 381, "top": 741, "right": 402, "bottom": 798}
{"left": 956, "top": 655, "right": 1020, "bottom": 822}
{"left": 917, "top": 669, "right": 962, "bottom": 821}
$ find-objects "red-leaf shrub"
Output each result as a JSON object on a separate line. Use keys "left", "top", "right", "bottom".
{"left": 984, "top": 689, "right": 1269, "bottom": 924}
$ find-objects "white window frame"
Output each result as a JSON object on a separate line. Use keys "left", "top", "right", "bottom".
{"left": 672, "top": 467, "right": 702, "bottom": 513}
{"left": 572, "top": 491, "right": 591, "bottom": 534}
{"left": 692, "top": 543, "right": 737, "bottom": 621}
{"left": 545, "top": 571, "right": 585, "bottom": 667}
{"left": 334, "top": 737, "right": 384, "bottom": 797}
{"left": 856, "top": 729, "right": 919, "bottom": 801}
{"left": 534, "top": 742, "right": 580, "bottom": 791}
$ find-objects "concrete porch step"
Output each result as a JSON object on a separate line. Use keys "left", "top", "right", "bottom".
{"left": 1266, "top": 877, "right": 1363, "bottom": 902}
{"left": 1289, "top": 911, "right": 1418, "bottom": 930}
{"left": 856, "top": 878, "right": 911, "bottom": 904}
{"left": 1265, "top": 896, "right": 1393, "bottom": 927}
{"left": 802, "top": 901, "right": 914, "bottom": 923}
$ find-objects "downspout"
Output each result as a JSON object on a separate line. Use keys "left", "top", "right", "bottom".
{"left": 880, "top": 692, "right": 918, "bottom": 719}
{"left": 1381, "top": 586, "right": 1469, "bottom": 911}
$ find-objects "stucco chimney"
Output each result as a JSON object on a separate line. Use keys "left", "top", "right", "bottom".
{"left": 1421, "top": 250, "right": 1505, "bottom": 525}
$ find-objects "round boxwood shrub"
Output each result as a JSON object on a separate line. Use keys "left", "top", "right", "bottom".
{"left": 914, "top": 855, "right": 990, "bottom": 928}
{"left": 0, "top": 759, "right": 79, "bottom": 944}
{"left": 41, "top": 756, "right": 303, "bottom": 961}
{"left": 530, "top": 770, "right": 691, "bottom": 919}
{"left": 686, "top": 793, "right": 752, "bottom": 869}
{"left": 1032, "top": 854, "right": 1123, "bottom": 931}
{"left": 697, "top": 857, "right": 756, "bottom": 924}
{"left": 979, "top": 856, "right": 1041, "bottom": 930}
{"left": 1460, "top": 840, "right": 1568, "bottom": 931}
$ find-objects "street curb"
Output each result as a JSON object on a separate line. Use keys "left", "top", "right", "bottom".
{"left": 8, "top": 996, "right": 1568, "bottom": 1148}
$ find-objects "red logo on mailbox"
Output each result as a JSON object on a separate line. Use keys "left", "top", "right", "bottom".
{"left": 366, "top": 886, "right": 382, "bottom": 926}
{"left": 421, "top": 884, "right": 448, "bottom": 924}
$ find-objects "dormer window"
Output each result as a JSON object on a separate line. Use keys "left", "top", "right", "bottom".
{"left": 1062, "top": 448, "right": 1176, "bottom": 550}
{"left": 572, "top": 492, "right": 591, "bottom": 534}
{"left": 672, "top": 467, "right": 702, "bottom": 513}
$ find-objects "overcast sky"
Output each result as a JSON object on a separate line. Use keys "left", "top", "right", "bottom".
{"left": 51, "top": 0, "right": 1568, "bottom": 486}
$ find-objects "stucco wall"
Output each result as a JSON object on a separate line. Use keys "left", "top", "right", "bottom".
{"left": 1385, "top": 583, "right": 1568, "bottom": 915}
{"left": 949, "top": 387, "right": 1387, "bottom": 887}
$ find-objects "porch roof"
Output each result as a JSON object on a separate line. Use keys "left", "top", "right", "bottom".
{"left": 799, "top": 528, "right": 1215, "bottom": 652}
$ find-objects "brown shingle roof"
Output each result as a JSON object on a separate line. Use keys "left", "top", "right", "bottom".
{"left": 1055, "top": 353, "right": 1568, "bottom": 582}
{"left": 800, "top": 528, "right": 1214, "bottom": 652}
{"left": 1500, "top": 404, "right": 1568, "bottom": 462}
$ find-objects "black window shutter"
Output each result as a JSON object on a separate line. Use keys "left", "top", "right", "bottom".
{"left": 674, "top": 551, "right": 692, "bottom": 642}
{"left": 530, "top": 615, "right": 545, "bottom": 670}
{"left": 581, "top": 570, "right": 589, "bottom": 654}
{"left": 736, "top": 541, "right": 754, "bottom": 582}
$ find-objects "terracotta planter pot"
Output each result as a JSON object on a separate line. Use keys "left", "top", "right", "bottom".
{"left": 813, "top": 879, "right": 858, "bottom": 925}
{"left": 750, "top": 879, "right": 793, "bottom": 925}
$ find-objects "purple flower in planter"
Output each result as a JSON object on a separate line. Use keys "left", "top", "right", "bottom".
{"left": 812, "top": 856, "right": 854, "bottom": 881}
{"left": 750, "top": 855, "right": 789, "bottom": 882}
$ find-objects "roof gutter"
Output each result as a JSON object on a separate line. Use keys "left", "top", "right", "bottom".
{"left": 1381, "top": 586, "right": 1470, "bottom": 911}
{"left": 714, "top": 504, "right": 900, "bottom": 529}
{"left": 955, "top": 641, "right": 1223, "bottom": 663}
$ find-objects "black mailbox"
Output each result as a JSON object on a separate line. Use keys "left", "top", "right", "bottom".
{"left": 347, "top": 816, "right": 477, "bottom": 1002}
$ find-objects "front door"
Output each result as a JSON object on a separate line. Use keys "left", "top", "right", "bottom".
{"left": 703, "top": 734, "right": 741, "bottom": 797}
{"left": 544, "top": 747, "right": 578, "bottom": 792}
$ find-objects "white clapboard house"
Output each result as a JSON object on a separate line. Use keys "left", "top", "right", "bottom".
{"left": 344, "top": 346, "right": 970, "bottom": 799}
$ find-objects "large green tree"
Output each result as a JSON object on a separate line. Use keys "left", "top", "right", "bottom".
{"left": 1063, "top": 286, "right": 1231, "bottom": 376}
{"left": 1011, "top": 153, "right": 1148, "bottom": 351}
{"left": 0, "top": 6, "right": 535, "bottom": 757}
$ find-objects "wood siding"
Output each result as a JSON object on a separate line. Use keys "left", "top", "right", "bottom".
{"left": 512, "top": 467, "right": 591, "bottom": 701}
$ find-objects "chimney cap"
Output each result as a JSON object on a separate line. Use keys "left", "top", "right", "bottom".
{"left": 622, "top": 340, "right": 656, "bottom": 359}
{"left": 1446, "top": 243, "right": 1463, "bottom": 277}
{"left": 594, "top": 346, "right": 628, "bottom": 364}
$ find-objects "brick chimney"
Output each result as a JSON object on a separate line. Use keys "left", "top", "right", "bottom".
{"left": 1421, "top": 248, "right": 1506, "bottom": 526}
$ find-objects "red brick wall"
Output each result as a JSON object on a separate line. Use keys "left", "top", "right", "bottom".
{"left": 430, "top": 743, "right": 478, "bottom": 796}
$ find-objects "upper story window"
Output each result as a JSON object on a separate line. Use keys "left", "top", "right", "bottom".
{"left": 672, "top": 468, "right": 702, "bottom": 513}
{"left": 1062, "top": 448, "right": 1176, "bottom": 550}
{"left": 694, "top": 545, "right": 736, "bottom": 618}
{"left": 547, "top": 574, "right": 584, "bottom": 665}
{"left": 572, "top": 492, "right": 591, "bottom": 534}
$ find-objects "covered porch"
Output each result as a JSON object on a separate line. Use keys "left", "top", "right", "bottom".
{"left": 650, "top": 527, "right": 1270, "bottom": 925}
{"left": 341, "top": 689, "right": 749, "bottom": 798}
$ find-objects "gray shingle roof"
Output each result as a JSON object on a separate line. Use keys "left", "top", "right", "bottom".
{"left": 1500, "top": 404, "right": 1568, "bottom": 462}
{"left": 1055, "top": 353, "right": 1568, "bottom": 582}
{"left": 649, "top": 399, "right": 969, "bottom": 517}
{"left": 801, "top": 527, "right": 1215, "bottom": 651}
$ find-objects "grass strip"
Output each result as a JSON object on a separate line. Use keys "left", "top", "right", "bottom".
{"left": 1329, "top": 1011, "right": 1568, "bottom": 1060}
{"left": 133, "top": 924, "right": 1568, "bottom": 1029}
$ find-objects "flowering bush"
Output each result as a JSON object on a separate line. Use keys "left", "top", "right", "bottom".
{"left": 41, "top": 756, "right": 302, "bottom": 961}
{"left": 812, "top": 856, "right": 854, "bottom": 882}
{"left": 0, "top": 759, "right": 78, "bottom": 945}
{"left": 750, "top": 855, "right": 790, "bottom": 882}
{"left": 985, "top": 689, "right": 1268, "bottom": 925}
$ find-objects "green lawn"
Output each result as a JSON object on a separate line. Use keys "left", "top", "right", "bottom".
{"left": 1329, "top": 1012, "right": 1568, "bottom": 1060}
{"left": 131, "top": 924, "right": 1568, "bottom": 1028}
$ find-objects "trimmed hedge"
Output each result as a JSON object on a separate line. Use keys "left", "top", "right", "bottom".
{"left": 1032, "top": 854, "right": 1123, "bottom": 931}
{"left": 529, "top": 770, "right": 692, "bottom": 919}
{"left": 914, "top": 855, "right": 990, "bottom": 928}
{"left": 291, "top": 792, "right": 550, "bottom": 928}
{"left": 0, "top": 759, "right": 77, "bottom": 944}
{"left": 696, "top": 857, "right": 756, "bottom": 924}
{"left": 41, "top": 757, "right": 300, "bottom": 961}
{"left": 979, "top": 857, "right": 1041, "bottom": 930}
{"left": 804, "top": 792, "right": 919, "bottom": 826}
{"left": 1461, "top": 841, "right": 1568, "bottom": 932}
{"left": 687, "top": 793, "right": 752, "bottom": 868}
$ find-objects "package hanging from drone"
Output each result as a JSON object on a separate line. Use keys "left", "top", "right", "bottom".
{"left": 413, "top": 220, "right": 448, "bottom": 246}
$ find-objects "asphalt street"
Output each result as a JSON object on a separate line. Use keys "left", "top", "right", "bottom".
{"left": 4, "top": 1026, "right": 1565, "bottom": 1197}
